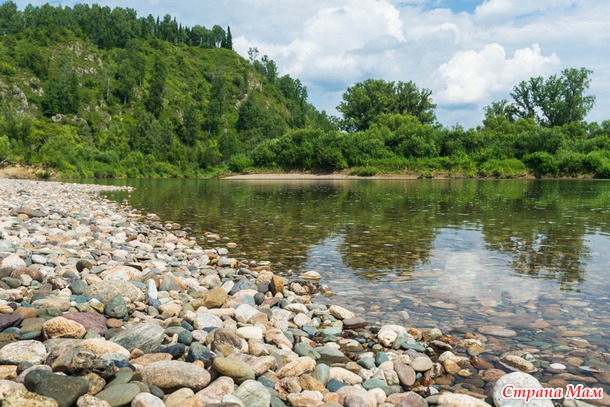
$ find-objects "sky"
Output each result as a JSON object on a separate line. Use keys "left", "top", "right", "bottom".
{"left": 10, "top": 0, "right": 610, "bottom": 128}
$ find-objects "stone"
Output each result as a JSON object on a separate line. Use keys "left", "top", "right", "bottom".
{"left": 329, "top": 305, "right": 355, "bottom": 320}
{"left": 1, "top": 254, "right": 26, "bottom": 269}
{"left": 277, "top": 356, "right": 317, "bottom": 378}
{"left": 394, "top": 361, "right": 416, "bottom": 387}
{"left": 316, "top": 347, "right": 350, "bottom": 365}
{"left": 83, "top": 280, "right": 143, "bottom": 303}
{"left": 193, "top": 312, "right": 223, "bottom": 330}
{"left": 436, "top": 392, "right": 491, "bottom": 407}
{"left": 76, "top": 260, "right": 94, "bottom": 273}
{"left": 213, "top": 357, "right": 255, "bottom": 384}
{"left": 377, "top": 325, "right": 406, "bottom": 347}
{"left": 386, "top": 391, "right": 427, "bottom": 407}
{"left": 235, "top": 304, "right": 262, "bottom": 324}
{"left": 313, "top": 364, "right": 331, "bottom": 385}
{"left": 194, "top": 376, "right": 234, "bottom": 403}
{"left": 410, "top": 356, "right": 433, "bottom": 372}
{"left": 234, "top": 380, "right": 271, "bottom": 407}
{"left": 3, "top": 390, "right": 59, "bottom": 406}
{"left": 165, "top": 388, "right": 195, "bottom": 407}
{"left": 81, "top": 338, "right": 130, "bottom": 358}
{"left": 76, "top": 394, "right": 111, "bottom": 407}
{"left": 329, "top": 367, "right": 363, "bottom": 385}
{"left": 493, "top": 372, "right": 554, "bottom": 407}
{"left": 131, "top": 392, "right": 165, "bottom": 407}
{"left": 48, "top": 346, "right": 96, "bottom": 374}
{"left": 104, "top": 296, "right": 127, "bottom": 319}
{"left": 140, "top": 360, "right": 211, "bottom": 391}
{"left": 94, "top": 383, "right": 140, "bottom": 406}
{"left": 99, "top": 265, "right": 142, "bottom": 281}
{"left": 62, "top": 312, "right": 107, "bottom": 336}
{"left": 0, "top": 379, "right": 26, "bottom": 400}
{"left": 0, "top": 340, "right": 47, "bottom": 365}
{"left": 342, "top": 317, "right": 368, "bottom": 329}
{"left": 236, "top": 326, "right": 263, "bottom": 340}
{"left": 212, "top": 328, "right": 246, "bottom": 353}
{"left": 24, "top": 370, "right": 89, "bottom": 407}
{"left": 287, "top": 390, "right": 324, "bottom": 406}
{"left": 43, "top": 317, "right": 87, "bottom": 339}
{"left": 500, "top": 355, "right": 536, "bottom": 373}
{"left": 478, "top": 325, "right": 517, "bottom": 338}
{"left": 195, "top": 287, "right": 228, "bottom": 309}
{"left": 270, "top": 275, "right": 285, "bottom": 295}
{"left": 0, "top": 315, "right": 24, "bottom": 331}
{"left": 109, "top": 322, "right": 164, "bottom": 353}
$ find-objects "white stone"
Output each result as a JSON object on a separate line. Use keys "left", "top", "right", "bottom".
{"left": 437, "top": 392, "right": 492, "bottom": 407}
{"left": 329, "top": 305, "right": 355, "bottom": 320}
{"left": 1, "top": 254, "right": 26, "bottom": 269}
{"left": 493, "top": 372, "right": 554, "bottom": 407}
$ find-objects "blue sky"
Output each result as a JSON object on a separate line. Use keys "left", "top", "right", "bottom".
{"left": 7, "top": 0, "right": 610, "bottom": 128}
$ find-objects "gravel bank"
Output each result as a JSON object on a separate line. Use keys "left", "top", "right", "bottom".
{"left": 0, "top": 178, "right": 606, "bottom": 407}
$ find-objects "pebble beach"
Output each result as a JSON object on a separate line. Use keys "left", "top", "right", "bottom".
{"left": 0, "top": 178, "right": 608, "bottom": 407}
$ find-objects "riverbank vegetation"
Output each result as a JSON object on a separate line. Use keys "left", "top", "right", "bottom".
{"left": 0, "top": 2, "right": 609, "bottom": 178}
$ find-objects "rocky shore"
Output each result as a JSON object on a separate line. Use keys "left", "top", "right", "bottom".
{"left": 0, "top": 178, "right": 607, "bottom": 407}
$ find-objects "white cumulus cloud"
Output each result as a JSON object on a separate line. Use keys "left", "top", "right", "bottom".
{"left": 434, "top": 43, "right": 560, "bottom": 105}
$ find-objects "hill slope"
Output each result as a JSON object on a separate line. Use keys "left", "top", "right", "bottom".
{"left": 0, "top": 2, "right": 335, "bottom": 177}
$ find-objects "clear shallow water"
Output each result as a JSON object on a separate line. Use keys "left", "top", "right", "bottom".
{"left": 92, "top": 179, "right": 610, "bottom": 377}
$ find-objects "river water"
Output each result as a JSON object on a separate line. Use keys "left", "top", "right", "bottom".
{"left": 95, "top": 178, "right": 610, "bottom": 381}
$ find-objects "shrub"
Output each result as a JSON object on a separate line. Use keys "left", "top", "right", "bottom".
{"left": 227, "top": 153, "right": 253, "bottom": 173}
{"left": 479, "top": 158, "right": 526, "bottom": 178}
{"left": 350, "top": 166, "right": 378, "bottom": 176}
{"left": 523, "top": 152, "right": 558, "bottom": 177}
{"left": 0, "top": 135, "right": 10, "bottom": 161}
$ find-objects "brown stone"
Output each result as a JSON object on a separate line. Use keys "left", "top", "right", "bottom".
{"left": 130, "top": 353, "right": 172, "bottom": 366}
{"left": 270, "top": 275, "right": 284, "bottom": 295}
{"left": 13, "top": 307, "right": 37, "bottom": 319}
{"left": 193, "top": 287, "right": 228, "bottom": 309}
{"left": 43, "top": 317, "right": 87, "bottom": 339}
{"left": 11, "top": 268, "right": 44, "bottom": 282}
{"left": 63, "top": 312, "right": 108, "bottom": 336}
{"left": 342, "top": 317, "right": 368, "bottom": 329}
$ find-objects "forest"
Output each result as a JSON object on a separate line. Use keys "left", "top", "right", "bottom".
{"left": 1, "top": 2, "right": 609, "bottom": 178}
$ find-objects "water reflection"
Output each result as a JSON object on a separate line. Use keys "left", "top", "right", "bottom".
{"left": 97, "top": 179, "right": 610, "bottom": 292}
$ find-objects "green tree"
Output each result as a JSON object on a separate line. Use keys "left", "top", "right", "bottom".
{"left": 225, "top": 26, "right": 233, "bottom": 50}
{"left": 41, "top": 57, "right": 80, "bottom": 116}
{"left": 337, "top": 79, "right": 436, "bottom": 131}
{"left": 0, "top": 1, "right": 21, "bottom": 35}
{"left": 145, "top": 58, "right": 167, "bottom": 118}
{"left": 510, "top": 68, "right": 595, "bottom": 127}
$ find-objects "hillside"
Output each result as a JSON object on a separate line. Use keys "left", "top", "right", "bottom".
{"left": 0, "top": 2, "right": 335, "bottom": 177}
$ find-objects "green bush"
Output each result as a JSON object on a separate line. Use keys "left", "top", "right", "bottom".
{"left": 227, "top": 153, "right": 253, "bottom": 173}
{"left": 479, "top": 158, "right": 526, "bottom": 178}
{"left": 350, "top": 166, "right": 378, "bottom": 176}
{"left": 523, "top": 152, "right": 558, "bottom": 177}
{"left": 556, "top": 150, "right": 587, "bottom": 176}
{"left": 0, "top": 135, "right": 10, "bottom": 161}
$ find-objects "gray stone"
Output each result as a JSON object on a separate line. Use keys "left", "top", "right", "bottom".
{"left": 411, "top": 356, "right": 433, "bottom": 372}
{"left": 212, "top": 357, "right": 255, "bottom": 384}
{"left": 109, "top": 322, "right": 164, "bottom": 353}
{"left": 83, "top": 280, "right": 143, "bottom": 303}
{"left": 104, "top": 296, "right": 127, "bottom": 319}
{"left": 234, "top": 380, "right": 271, "bottom": 407}
{"left": 394, "top": 360, "right": 416, "bottom": 387}
{"left": 0, "top": 340, "right": 46, "bottom": 365}
{"left": 493, "top": 372, "right": 554, "bottom": 407}
{"left": 95, "top": 383, "right": 140, "bottom": 407}
{"left": 24, "top": 370, "right": 89, "bottom": 407}
{"left": 131, "top": 393, "right": 164, "bottom": 407}
{"left": 140, "top": 360, "right": 211, "bottom": 391}
{"left": 3, "top": 390, "right": 59, "bottom": 407}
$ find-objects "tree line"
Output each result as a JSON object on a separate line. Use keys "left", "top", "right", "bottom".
{"left": 0, "top": 2, "right": 609, "bottom": 178}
